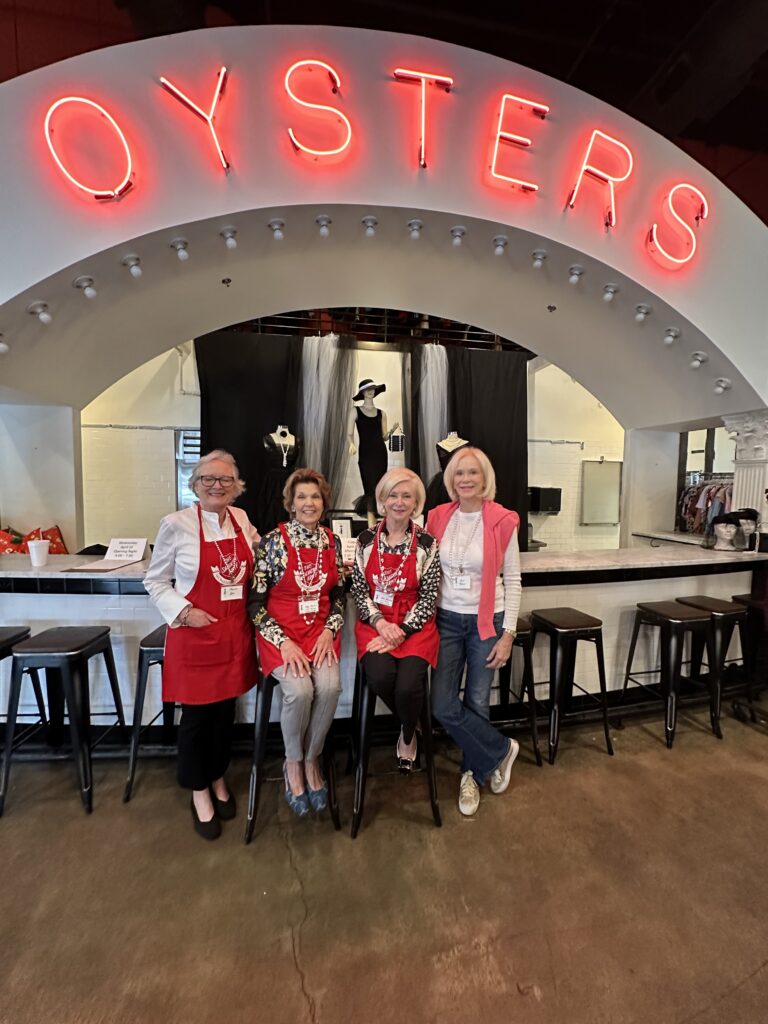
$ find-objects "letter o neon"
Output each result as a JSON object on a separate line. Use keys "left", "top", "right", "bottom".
{"left": 44, "top": 96, "right": 133, "bottom": 199}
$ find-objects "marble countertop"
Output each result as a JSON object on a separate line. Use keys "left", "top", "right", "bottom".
{"left": 632, "top": 531, "right": 704, "bottom": 546}
{"left": 1, "top": 547, "right": 765, "bottom": 581}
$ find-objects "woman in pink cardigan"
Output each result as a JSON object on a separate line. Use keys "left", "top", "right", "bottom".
{"left": 427, "top": 447, "right": 522, "bottom": 817}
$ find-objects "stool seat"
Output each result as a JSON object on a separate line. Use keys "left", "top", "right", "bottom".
{"left": 13, "top": 626, "right": 110, "bottom": 656}
{"left": 676, "top": 596, "right": 746, "bottom": 617}
{"left": 636, "top": 601, "right": 709, "bottom": 623}
{"left": 531, "top": 607, "right": 602, "bottom": 631}
{"left": 515, "top": 615, "right": 531, "bottom": 635}
{"left": 0, "top": 627, "right": 31, "bottom": 658}
{"left": 140, "top": 625, "right": 168, "bottom": 651}
{"left": 732, "top": 593, "right": 765, "bottom": 610}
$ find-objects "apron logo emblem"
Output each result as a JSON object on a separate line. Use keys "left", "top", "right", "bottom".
{"left": 211, "top": 560, "right": 247, "bottom": 585}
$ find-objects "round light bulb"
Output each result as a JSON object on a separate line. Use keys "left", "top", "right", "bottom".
{"left": 603, "top": 291, "right": 614, "bottom": 302}
{"left": 319, "top": 223, "right": 330, "bottom": 238}
{"left": 714, "top": 384, "right": 724, "bottom": 395}
{"left": 664, "top": 331, "right": 676, "bottom": 346}
{"left": 635, "top": 310, "right": 646, "bottom": 322}
{"left": 83, "top": 284, "right": 97, "bottom": 299}
{"left": 569, "top": 272, "right": 580, "bottom": 285}
{"left": 273, "top": 227, "right": 284, "bottom": 241}
{"left": 452, "top": 234, "right": 462, "bottom": 247}
{"left": 176, "top": 247, "right": 189, "bottom": 261}
{"left": 224, "top": 235, "right": 237, "bottom": 250}
{"left": 410, "top": 227, "right": 420, "bottom": 240}
{"left": 0, "top": 340, "right": 9, "bottom": 354}
{"left": 129, "top": 262, "right": 143, "bottom": 278}
{"left": 365, "top": 225, "right": 376, "bottom": 238}
{"left": 494, "top": 243, "right": 505, "bottom": 256}
{"left": 691, "top": 357, "right": 702, "bottom": 369}
{"left": 38, "top": 310, "right": 52, "bottom": 325}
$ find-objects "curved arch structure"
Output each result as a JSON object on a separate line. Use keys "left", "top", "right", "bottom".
{"left": 0, "top": 25, "right": 764, "bottom": 429}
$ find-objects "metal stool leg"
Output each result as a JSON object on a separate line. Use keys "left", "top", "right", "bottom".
{"left": 29, "top": 668, "right": 48, "bottom": 726}
{"left": 0, "top": 659, "right": 24, "bottom": 816}
{"left": 736, "top": 618, "right": 758, "bottom": 721}
{"left": 45, "top": 667, "right": 66, "bottom": 748}
{"left": 705, "top": 625, "right": 723, "bottom": 739}
{"left": 498, "top": 659, "right": 512, "bottom": 709}
{"left": 323, "top": 739, "right": 341, "bottom": 831}
{"left": 594, "top": 632, "right": 615, "bottom": 756}
{"left": 244, "top": 677, "right": 274, "bottom": 844}
{"left": 351, "top": 676, "right": 376, "bottom": 839}
{"left": 124, "top": 647, "right": 151, "bottom": 802}
{"left": 345, "top": 663, "right": 361, "bottom": 775}
{"left": 60, "top": 662, "right": 92, "bottom": 813}
{"left": 660, "top": 625, "right": 684, "bottom": 749}
{"left": 102, "top": 641, "right": 127, "bottom": 740}
{"left": 420, "top": 676, "right": 441, "bottom": 827}
{"left": 621, "top": 612, "right": 643, "bottom": 702}
{"left": 548, "top": 633, "right": 567, "bottom": 765}
{"left": 519, "top": 637, "right": 542, "bottom": 767}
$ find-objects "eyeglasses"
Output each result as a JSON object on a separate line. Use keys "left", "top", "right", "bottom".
{"left": 198, "top": 475, "right": 235, "bottom": 488}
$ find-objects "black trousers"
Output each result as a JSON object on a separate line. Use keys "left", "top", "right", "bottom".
{"left": 177, "top": 698, "right": 237, "bottom": 790}
{"left": 362, "top": 653, "right": 428, "bottom": 743}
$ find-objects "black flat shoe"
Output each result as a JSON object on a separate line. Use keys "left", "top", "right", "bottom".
{"left": 211, "top": 791, "right": 236, "bottom": 820}
{"left": 191, "top": 798, "right": 221, "bottom": 840}
{"left": 396, "top": 732, "right": 416, "bottom": 775}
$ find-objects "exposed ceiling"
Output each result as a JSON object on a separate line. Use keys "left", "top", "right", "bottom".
{"left": 3, "top": 1, "right": 767, "bottom": 219}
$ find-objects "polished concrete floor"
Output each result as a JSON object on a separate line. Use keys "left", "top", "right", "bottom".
{"left": 2, "top": 708, "right": 768, "bottom": 1024}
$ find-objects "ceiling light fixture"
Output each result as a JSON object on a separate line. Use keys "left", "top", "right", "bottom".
{"left": 268, "top": 218, "right": 285, "bottom": 241}
{"left": 602, "top": 284, "right": 619, "bottom": 302}
{"left": 362, "top": 215, "right": 378, "bottom": 237}
{"left": 690, "top": 351, "right": 708, "bottom": 370}
{"left": 408, "top": 218, "right": 423, "bottom": 240}
{"left": 27, "top": 301, "right": 52, "bottom": 325}
{"left": 171, "top": 238, "right": 189, "bottom": 261}
{"left": 713, "top": 378, "right": 732, "bottom": 395}
{"left": 663, "top": 327, "right": 680, "bottom": 346}
{"left": 492, "top": 235, "right": 508, "bottom": 256}
{"left": 568, "top": 265, "right": 583, "bottom": 285}
{"left": 634, "top": 303, "right": 651, "bottom": 323}
{"left": 532, "top": 249, "right": 547, "bottom": 269}
{"left": 121, "top": 255, "right": 143, "bottom": 278}
{"left": 450, "top": 225, "right": 466, "bottom": 247}
{"left": 220, "top": 227, "right": 237, "bottom": 250}
{"left": 315, "top": 215, "right": 332, "bottom": 238}
{"left": 73, "top": 275, "right": 97, "bottom": 299}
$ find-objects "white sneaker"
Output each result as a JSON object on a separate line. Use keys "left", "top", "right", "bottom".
{"left": 458, "top": 771, "right": 480, "bottom": 816}
{"left": 490, "top": 738, "right": 519, "bottom": 795}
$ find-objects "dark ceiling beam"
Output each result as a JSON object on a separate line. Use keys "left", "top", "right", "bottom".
{"left": 627, "top": 0, "right": 768, "bottom": 135}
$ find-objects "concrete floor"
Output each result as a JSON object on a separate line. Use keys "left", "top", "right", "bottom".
{"left": 2, "top": 709, "right": 768, "bottom": 1024}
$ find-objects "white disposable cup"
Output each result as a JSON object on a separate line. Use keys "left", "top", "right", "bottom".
{"left": 28, "top": 539, "right": 50, "bottom": 567}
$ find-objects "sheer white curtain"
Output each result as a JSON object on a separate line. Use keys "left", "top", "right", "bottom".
{"left": 418, "top": 344, "right": 448, "bottom": 483}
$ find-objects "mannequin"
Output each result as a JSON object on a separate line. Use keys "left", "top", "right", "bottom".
{"left": 734, "top": 508, "right": 760, "bottom": 552}
{"left": 348, "top": 379, "right": 388, "bottom": 525}
{"left": 425, "top": 432, "right": 470, "bottom": 514}
{"left": 254, "top": 424, "right": 302, "bottom": 534}
{"left": 704, "top": 513, "right": 744, "bottom": 551}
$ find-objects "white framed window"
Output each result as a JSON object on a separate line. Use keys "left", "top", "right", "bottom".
{"left": 176, "top": 429, "right": 201, "bottom": 509}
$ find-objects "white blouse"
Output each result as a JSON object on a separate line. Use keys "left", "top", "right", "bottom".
{"left": 437, "top": 510, "right": 522, "bottom": 631}
{"left": 144, "top": 504, "right": 259, "bottom": 627}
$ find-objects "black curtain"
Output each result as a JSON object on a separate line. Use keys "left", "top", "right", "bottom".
{"left": 195, "top": 331, "right": 303, "bottom": 530}
{"left": 445, "top": 348, "right": 529, "bottom": 551}
{"left": 402, "top": 343, "right": 423, "bottom": 476}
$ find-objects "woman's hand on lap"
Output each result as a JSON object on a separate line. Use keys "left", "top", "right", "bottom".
{"left": 310, "top": 628, "right": 338, "bottom": 667}
{"left": 281, "top": 639, "right": 312, "bottom": 677}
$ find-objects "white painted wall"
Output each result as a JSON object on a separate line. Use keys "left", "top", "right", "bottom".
{"left": 621, "top": 429, "right": 681, "bottom": 545}
{"left": 0, "top": 405, "right": 82, "bottom": 551}
{"left": 528, "top": 364, "right": 625, "bottom": 551}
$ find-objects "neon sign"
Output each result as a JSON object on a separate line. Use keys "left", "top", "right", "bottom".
{"left": 159, "top": 66, "right": 230, "bottom": 172}
{"left": 284, "top": 59, "right": 352, "bottom": 158}
{"left": 43, "top": 96, "right": 133, "bottom": 199}
{"left": 393, "top": 68, "right": 454, "bottom": 169}
{"left": 39, "top": 60, "right": 711, "bottom": 271}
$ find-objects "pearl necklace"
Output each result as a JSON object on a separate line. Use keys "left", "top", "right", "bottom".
{"left": 447, "top": 511, "right": 481, "bottom": 581}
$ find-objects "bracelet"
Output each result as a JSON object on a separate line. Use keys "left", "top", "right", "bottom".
{"left": 179, "top": 605, "right": 192, "bottom": 626}
{"left": 503, "top": 628, "right": 516, "bottom": 637}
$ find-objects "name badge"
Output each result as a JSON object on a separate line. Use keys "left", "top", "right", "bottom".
{"left": 221, "top": 585, "right": 243, "bottom": 601}
{"left": 374, "top": 589, "right": 394, "bottom": 607}
{"left": 299, "top": 597, "right": 320, "bottom": 615}
{"left": 452, "top": 575, "right": 471, "bottom": 590}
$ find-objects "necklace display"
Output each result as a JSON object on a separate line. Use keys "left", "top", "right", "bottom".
{"left": 373, "top": 521, "right": 414, "bottom": 607}
{"left": 447, "top": 511, "right": 481, "bottom": 589}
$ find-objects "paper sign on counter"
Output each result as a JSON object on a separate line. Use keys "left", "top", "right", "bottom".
{"left": 71, "top": 538, "right": 149, "bottom": 573}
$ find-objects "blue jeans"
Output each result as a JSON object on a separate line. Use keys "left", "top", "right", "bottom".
{"left": 431, "top": 609, "right": 509, "bottom": 784}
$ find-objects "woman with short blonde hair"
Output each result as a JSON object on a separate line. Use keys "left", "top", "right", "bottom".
{"left": 427, "top": 446, "right": 522, "bottom": 817}
{"left": 376, "top": 468, "right": 426, "bottom": 517}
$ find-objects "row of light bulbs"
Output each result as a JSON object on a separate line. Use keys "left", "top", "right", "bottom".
{"left": 0, "top": 216, "right": 735, "bottom": 395}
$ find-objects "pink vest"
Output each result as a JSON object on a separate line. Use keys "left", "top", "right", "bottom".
{"left": 427, "top": 500, "right": 520, "bottom": 640}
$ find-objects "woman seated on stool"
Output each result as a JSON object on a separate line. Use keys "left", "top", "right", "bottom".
{"left": 248, "top": 468, "right": 344, "bottom": 817}
{"left": 427, "top": 447, "right": 521, "bottom": 817}
{"left": 351, "top": 468, "right": 441, "bottom": 770}
{"left": 144, "top": 449, "right": 259, "bottom": 841}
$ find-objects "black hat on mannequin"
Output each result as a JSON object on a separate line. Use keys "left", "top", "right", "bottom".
{"left": 353, "top": 378, "right": 387, "bottom": 402}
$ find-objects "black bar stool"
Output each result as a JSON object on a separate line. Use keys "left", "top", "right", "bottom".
{"left": 731, "top": 593, "right": 766, "bottom": 721}
{"left": 0, "top": 628, "right": 47, "bottom": 731}
{"left": 123, "top": 624, "right": 177, "bottom": 802}
{"left": 530, "top": 607, "right": 614, "bottom": 765}
{"left": 621, "top": 601, "right": 717, "bottom": 747}
{"left": 351, "top": 666, "right": 441, "bottom": 838}
{"left": 244, "top": 673, "right": 341, "bottom": 843}
{"left": 498, "top": 615, "right": 543, "bottom": 766}
{"left": 0, "top": 627, "right": 126, "bottom": 815}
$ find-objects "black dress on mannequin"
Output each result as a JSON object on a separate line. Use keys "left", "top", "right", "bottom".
{"left": 354, "top": 408, "right": 388, "bottom": 516}
{"left": 254, "top": 434, "right": 302, "bottom": 534}
{"left": 424, "top": 440, "right": 470, "bottom": 514}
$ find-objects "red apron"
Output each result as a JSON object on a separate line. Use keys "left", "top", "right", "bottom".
{"left": 257, "top": 523, "right": 341, "bottom": 679}
{"left": 355, "top": 525, "right": 439, "bottom": 666}
{"left": 162, "top": 504, "right": 258, "bottom": 704}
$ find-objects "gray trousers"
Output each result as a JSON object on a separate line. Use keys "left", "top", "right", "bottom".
{"left": 275, "top": 661, "right": 342, "bottom": 761}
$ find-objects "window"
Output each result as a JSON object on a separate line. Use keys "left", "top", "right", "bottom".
{"left": 176, "top": 429, "right": 201, "bottom": 509}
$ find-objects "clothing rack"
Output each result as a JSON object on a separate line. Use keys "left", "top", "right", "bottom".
{"left": 685, "top": 471, "right": 734, "bottom": 486}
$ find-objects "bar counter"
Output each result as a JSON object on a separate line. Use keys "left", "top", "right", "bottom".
{"left": 0, "top": 548, "right": 765, "bottom": 721}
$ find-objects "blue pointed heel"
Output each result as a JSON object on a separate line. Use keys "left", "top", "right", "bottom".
{"left": 283, "top": 761, "right": 310, "bottom": 817}
{"left": 307, "top": 780, "right": 328, "bottom": 812}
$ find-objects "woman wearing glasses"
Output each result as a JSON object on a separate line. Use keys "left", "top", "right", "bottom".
{"left": 145, "top": 449, "right": 259, "bottom": 840}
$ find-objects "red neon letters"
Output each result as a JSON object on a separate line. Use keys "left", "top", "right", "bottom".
{"left": 44, "top": 96, "right": 133, "bottom": 199}
{"left": 284, "top": 59, "right": 352, "bottom": 157}
{"left": 647, "top": 183, "right": 709, "bottom": 270}
{"left": 568, "top": 129, "right": 634, "bottom": 228}
{"left": 159, "top": 66, "right": 230, "bottom": 172}
{"left": 393, "top": 68, "right": 454, "bottom": 168}
{"left": 490, "top": 93, "right": 550, "bottom": 192}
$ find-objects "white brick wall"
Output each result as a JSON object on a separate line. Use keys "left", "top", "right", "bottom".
{"left": 81, "top": 428, "right": 178, "bottom": 547}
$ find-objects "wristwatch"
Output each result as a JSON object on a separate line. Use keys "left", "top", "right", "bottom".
{"left": 503, "top": 628, "right": 516, "bottom": 637}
